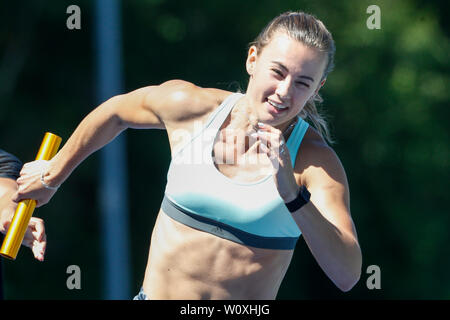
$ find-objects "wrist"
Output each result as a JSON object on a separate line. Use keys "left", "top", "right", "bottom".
{"left": 283, "top": 184, "right": 301, "bottom": 203}
{"left": 40, "top": 171, "right": 60, "bottom": 190}
{"left": 42, "top": 158, "right": 65, "bottom": 189}
{"left": 284, "top": 185, "right": 311, "bottom": 213}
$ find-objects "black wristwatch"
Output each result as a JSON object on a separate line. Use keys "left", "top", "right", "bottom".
{"left": 285, "top": 185, "right": 311, "bottom": 213}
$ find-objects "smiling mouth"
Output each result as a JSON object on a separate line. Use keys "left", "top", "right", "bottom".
{"left": 267, "top": 99, "right": 289, "bottom": 111}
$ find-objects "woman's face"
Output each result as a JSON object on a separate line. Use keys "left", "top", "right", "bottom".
{"left": 246, "top": 31, "right": 327, "bottom": 127}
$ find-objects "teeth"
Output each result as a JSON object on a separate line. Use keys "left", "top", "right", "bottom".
{"left": 268, "top": 100, "right": 288, "bottom": 109}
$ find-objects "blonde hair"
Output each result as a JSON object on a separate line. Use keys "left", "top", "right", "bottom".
{"left": 250, "top": 11, "right": 336, "bottom": 144}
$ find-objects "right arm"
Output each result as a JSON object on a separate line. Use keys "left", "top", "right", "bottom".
{"left": 13, "top": 80, "right": 224, "bottom": 206}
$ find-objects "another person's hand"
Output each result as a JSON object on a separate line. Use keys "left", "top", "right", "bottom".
{"left": 13, "top": 159, "right": 58, "bottom": 207}
{"left": 0, "top": 202, "right": 47, "bottom": 261}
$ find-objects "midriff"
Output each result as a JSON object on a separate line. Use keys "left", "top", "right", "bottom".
{"left": 142, "top": 207, "right": 294, "bottom": 299}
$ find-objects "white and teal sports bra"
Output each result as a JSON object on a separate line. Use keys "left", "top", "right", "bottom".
{"left": 162, "top": 93, "right": 309, "bottom": 250}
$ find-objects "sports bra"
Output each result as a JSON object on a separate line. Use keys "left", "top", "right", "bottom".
{"left": 162, "top": 92, "right": 309, "bottom": 249}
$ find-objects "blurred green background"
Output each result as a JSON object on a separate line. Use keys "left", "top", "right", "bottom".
{"left": 0, "top": 0, "right": 448, "bottom": 299}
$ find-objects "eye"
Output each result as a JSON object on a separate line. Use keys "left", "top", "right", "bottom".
{"left": 296, "top": 81, "right": 310, "bottom": 88}
{"left": 271, "top": 69, "right": 284, "bottom": 77}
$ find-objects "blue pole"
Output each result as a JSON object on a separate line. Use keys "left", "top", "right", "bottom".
{"left": 94, "top": 0, "right": 131, "bottom": 300}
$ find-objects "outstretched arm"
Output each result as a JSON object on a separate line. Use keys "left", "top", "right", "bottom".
{"left": 12, "top": 89, "right": 152, "bottom": 206}
{"left": 13, "top": 80, "right": 222, "bottom": 206}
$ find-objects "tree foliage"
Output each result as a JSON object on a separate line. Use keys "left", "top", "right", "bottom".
{"left": 0, "top": 0, "right": 448, "bottom": 299}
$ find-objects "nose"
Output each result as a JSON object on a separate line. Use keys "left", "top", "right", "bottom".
{"left": 275, "top": 77, "right": 292, "bottom": 100}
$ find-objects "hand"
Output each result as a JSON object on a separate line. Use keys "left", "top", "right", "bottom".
{"left": 254, "top": 122, "right": 300, "bottom": 203}
{"left": 12, "top": 159, "right": 58, "bottom": 207}
{"left": 1, "top": 205, "right": 47, "bottom": 261}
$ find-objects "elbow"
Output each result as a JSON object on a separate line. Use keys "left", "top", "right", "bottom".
{"left": 336, "top": 247, "right": 363, "bottom": 292}
{"left": 104, "top": 94, "right": 128, "bottom": 130}
{"left": 336, "top": 270, "right": 361, "bottom": 292}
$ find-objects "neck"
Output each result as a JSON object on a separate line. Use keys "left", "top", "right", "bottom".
{"left": 216, "top": 95, "right": 299, "bottom": 162}
{"left": 279, "top": 117, "right": 298, "bottom": 141}
{"left": 228, "top": 95, "right": 259, "bottom": 133}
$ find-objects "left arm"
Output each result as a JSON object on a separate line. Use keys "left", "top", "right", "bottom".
{"left": 290, "top": 143, "right": 362, "bottom": 292}
{"left": 256, "top": 125, "right": 362, "bottom": 292}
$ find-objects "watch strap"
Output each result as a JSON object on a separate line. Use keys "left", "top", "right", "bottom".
{"left": 285, "top": 185, "right": 311, "bottom": 213}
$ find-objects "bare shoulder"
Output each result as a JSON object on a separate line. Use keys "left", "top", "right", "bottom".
{"left": 144, "top": 80, "right": 233, "bottom": 129}
{"left": 293, "top": 127, "right": 349, "bottom": 202}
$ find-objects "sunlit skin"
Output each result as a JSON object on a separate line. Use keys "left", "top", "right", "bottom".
{"left": 240, "top": 31, "right": 327, "bottom": 134}
{"left": 211, "top": 32, "right": 327, "bottom": 180}
{"left": 13, "top": 30, "right": 361, "bottom": 299}
{"left": 0, "top": 177, "right": 46, "bottom": 261}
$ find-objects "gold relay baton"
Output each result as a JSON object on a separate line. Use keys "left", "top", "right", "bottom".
{"left": 0, "top": 132, "right": 62, "bottom": 260}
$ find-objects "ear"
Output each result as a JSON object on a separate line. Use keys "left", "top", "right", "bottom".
{"left": 246, "top": 45, "right": 258, "bottom": 76}
{"left": 314, "top": 78, "right": 327, "bottom": 95}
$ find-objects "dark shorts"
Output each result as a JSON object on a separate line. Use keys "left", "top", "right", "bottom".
{"left": 133, "top": 287, "right": 147, "bottom": 300}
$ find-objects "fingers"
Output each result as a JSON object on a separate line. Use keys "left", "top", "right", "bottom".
{"left": 11, "top": 189, "right": 47, "bottom": 207}
{"left": 254, "top": 129, "right": 284, "bottom": 159}
{"left": 256, "top": 122, "right": 283, "bottom": 142}
{"left": 12, "top": 160, "right": 56, "bottom": 205}
{"left": 251, "top": 124, "right": 290, "bottom": 173}
{"left": 31, "top": 237, "right": 46, "bottom": 262}
{"left": 19, "top": 160, "right": 48, "bottom": 176}
{"left": 255, "top": 131, "right": 281, "bottom": 148}
{"left": 24, "top": 217, "right": 47, "bottom": 261}
{"left": 16, "top": 165, "right": 42, "bottom": 187}
{"left": 30, "top": 217, "right": 45, "bottom": 242}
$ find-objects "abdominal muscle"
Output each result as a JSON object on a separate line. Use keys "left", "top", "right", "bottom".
{"left": 142, "top": 207, "right": 295, "bottom": 300}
